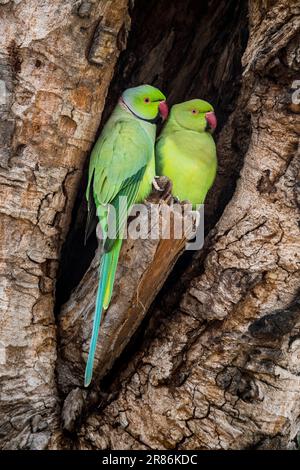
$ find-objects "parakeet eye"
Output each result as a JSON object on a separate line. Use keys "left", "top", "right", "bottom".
{"left": 144, "top": 97, "right": 150, "bottom": 103}
{"left": 192, "top": 109, "right": 198, "bottom": 114}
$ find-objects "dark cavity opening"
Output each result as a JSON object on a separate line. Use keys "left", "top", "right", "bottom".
{"left": 55, "top": 0, "right": 250, "bottom": 314}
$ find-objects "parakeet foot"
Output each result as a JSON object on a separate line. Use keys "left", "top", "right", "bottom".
{"left": 148, "top": 176, "right": 173, "bottom": 204}
{"left": 154, "top": 176, "right": 173, "bottom": 203}
{"left": 152, "top": 176, "right": 164, "bottom": 192}
{"left": 162, "top": 179, "right": 173, "bottom": 202}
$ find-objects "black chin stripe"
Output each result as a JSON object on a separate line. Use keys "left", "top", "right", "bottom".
{"left": 129, "top": 107, "right": 160, "bottom": 124}
{"left": 121, "top": 98, "right": 160, "bottom": 124}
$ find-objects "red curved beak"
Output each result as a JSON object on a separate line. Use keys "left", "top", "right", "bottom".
{"left": 159, "top": 101, "right": 169, "bottom": 121}
{"left": 205, "top": 111, "right": 217, "bottom": 132}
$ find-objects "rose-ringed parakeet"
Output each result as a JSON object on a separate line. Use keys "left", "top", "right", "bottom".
{"left": 155, "top": 99, "right": 217, "bottom": 208}
{"left": 84, "top": 85, "right": 168, "bottom": 386}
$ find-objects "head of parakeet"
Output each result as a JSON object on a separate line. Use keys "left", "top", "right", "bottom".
{"left": 171, "top": 99, "right": 217, "bottom": 133}
{"left": 121, "top": 85, "right": 168, "bottom": 122}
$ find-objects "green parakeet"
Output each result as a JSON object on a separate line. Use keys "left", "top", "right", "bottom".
{"left": 155, "top": 99, "right": 217, "bottom": 208}
{"left": 84, "top": 84, "right": 168, "bottom": 386}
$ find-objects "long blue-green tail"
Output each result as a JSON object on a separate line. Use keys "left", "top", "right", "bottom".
{"left": 103, "top": 238, "right": 122, "bottom": 309}
{"left": 84, "top": 241, "right": 122, "bottom": 387}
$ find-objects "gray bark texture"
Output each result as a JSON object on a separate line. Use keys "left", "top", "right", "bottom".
{"left": 0, "top": 0, "right": 299, "bottom": 450}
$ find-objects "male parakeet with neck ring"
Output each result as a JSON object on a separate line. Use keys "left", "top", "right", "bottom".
{"left": 84, "top": 85, "right": 168, "bottom": 386}
{"left": 155, "top": 99, "right": 217, "bottom": 209}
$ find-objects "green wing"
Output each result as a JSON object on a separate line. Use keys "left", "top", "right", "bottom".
{"left": 104, "top": 166, "right": 145, "bottom": 252}
{"left": 84, "top": 116, "right": 155, "bottom": 387}
{"left": 86, "top": 118, "right": 152, "bottom": 248}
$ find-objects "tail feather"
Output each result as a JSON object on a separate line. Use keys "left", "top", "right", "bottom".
{"left": 84, "top": 240, "right": 122, "bottom": 387}
{"left": 84, "top": 251, "right": 111, "bottom": 387}
{"left": 103, "top": 239, "right": 122, "bottom": 310}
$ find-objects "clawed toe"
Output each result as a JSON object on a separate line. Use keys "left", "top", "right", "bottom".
{"left": 152, "top": 176, "right": 164, "bottom": 192}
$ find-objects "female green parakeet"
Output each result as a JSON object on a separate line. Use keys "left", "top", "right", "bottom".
{"left": 84, "top": 85, "right": 168, "bottom": 386}
{"left": 155, "top": 99, "right": 217, "bottom": 208}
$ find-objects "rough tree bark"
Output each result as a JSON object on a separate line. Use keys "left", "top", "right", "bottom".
{"left": 0, "top": 0, "right": 129, "bottom": 449}
{"left": 0, "top": 0, "right": 299, "bottom": 450}
{"left": 58, "top": 184, "right": 195, "bottom": 399}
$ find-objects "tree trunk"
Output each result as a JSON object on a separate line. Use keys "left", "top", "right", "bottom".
{"left": 0, "top": 0, "right": 129, "bottom": 449}
{"left": 0, "top": 0, "right": 299, "bottom": 450}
